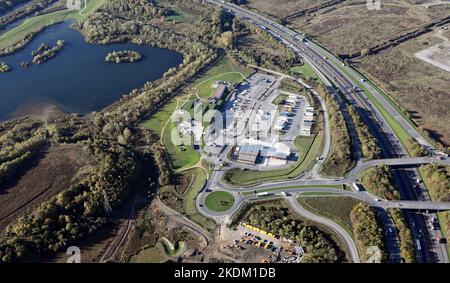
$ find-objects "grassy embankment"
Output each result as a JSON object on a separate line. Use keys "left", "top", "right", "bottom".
{"left": 181, "top": 168, "right": 216, "bottom": 230}
{"left": 298, "top": 196, "right": 361, "bottom": 237}
{"left": 0, "top": 0, "right": 107, "bottom": 49}
{"left": 159, "top": 237, "right": 185, "bottom": 257}
{"left": 290, "top": 63, "right": 319, "bottom": 81}
{"left": 158, "top": 167, "right": 216, "bottom": 231}
{"left": 241, "top": 184, "right": 345, "bottom": 197}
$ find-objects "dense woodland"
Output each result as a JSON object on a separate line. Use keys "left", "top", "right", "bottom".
{"left": 246, "top": 205, "right": 343, "bottom": 263}
{"left": 348, "top": 106, "right": 381, "bottom": 160}
{"left": 420, "top": 164, "right": 450, "bottom": 202}
{"left": 0, "top": 118, "right": 47, "bottom": 186}
{"left": 319, "top": 86, "right": 355, "bottom": 176}
{"left": 105, "top": 50, "right": 142, "bottom": 63}
{"left": 232, "top": 17, "right": 301, "bottom": 71}
{"left": 350, "top": 203, "right": 387, "bottom": 263}
{"left": 361, "top": 165, "right": 400, "bottom": 200}
{"left": 31, "top": 40, "right": 65, "bottom": 64}
{"left": 407, "top": 137, "right": 429, "bottom": 157}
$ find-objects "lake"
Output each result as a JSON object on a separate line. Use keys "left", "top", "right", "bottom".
{"left": 0, "top": 21, "right": 183, "bottom": 120}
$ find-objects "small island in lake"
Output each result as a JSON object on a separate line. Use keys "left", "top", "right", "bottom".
{"left": 20, "top": 61, "right": 30, "bottom": 68}
{"left": 0, "top": 61, "right": 11, "bottom": 73}
{"left": 32, "top": 40, "right": 65, "bottom": 65}
{"left": 105, "top": 50, "right": 142, "bottom": 63}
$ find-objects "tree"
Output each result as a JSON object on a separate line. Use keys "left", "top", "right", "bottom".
{"left": 360, "top": 48, "right": 370, "bottom": 57}
{"left": 219, "top": 31, "right": 234, "bottom": 49}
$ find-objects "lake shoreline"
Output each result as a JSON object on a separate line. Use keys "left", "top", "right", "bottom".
{"left": 0, "top": 21, "right": 183, "bottom": 122}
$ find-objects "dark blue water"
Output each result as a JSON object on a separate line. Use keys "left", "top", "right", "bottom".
{"left": 0, "top": 21, "right": 183, "bottom": 120}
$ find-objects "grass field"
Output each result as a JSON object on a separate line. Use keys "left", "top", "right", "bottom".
{"left": 129, "top": 245, "right": 166, "bottom": 263}
{"left": 205, "top": 191, "right": 235, "bottom": 212}
{"left": 290, "top": 64, "right": 319, "bottom": 81}
{"left": 192, "top": 58, "right": 248, "bottom": 99}
{"left": 298, "top": 196, "right": 361, "bottom": 236}
{"left": 224, "top": 132, "right": 323, "bottom": 186}
{"left": 0, "top": 0, "right": 107, "bottom": 49}
{"left": 140, "top": 96, "right": 200, "bottom": 170}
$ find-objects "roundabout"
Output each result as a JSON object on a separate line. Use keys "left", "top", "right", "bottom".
{"left": 204, "top": 191, "right": 235, "bottom": 212}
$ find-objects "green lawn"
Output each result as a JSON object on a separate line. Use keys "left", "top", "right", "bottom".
{"left": 224, "top": 132, "right": 323, "bottom": 186}
{"left": 140, "top": 98, "right": 178, "bottom": 134}
{"left": 192, "top": 57, "right": 249, "bottom": 99}
{"left": 242, "top": 184, "right": 344, "bottom": 196}
{"left": 139, "top": 96, "right": 200, "bottom": 170}
{"left": 205, "top": 191, "right": 235, "bottom": 212}
{"left": 298, "top": 196, "right": 361, "bottom": 236}
{"left": 0, "top": 0, "right": 107, "bottom": 49}
{"left": 165, "top": 6, "right": 188, "bottom": 23}
{"left": 290, "top": 64, "right": 319, "bottom": 81}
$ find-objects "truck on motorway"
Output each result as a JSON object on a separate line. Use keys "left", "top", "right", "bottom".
{"left": 256, "top": 192, "right": 270, "bottom": 197}
{"left": 416, "top": 239, "right": 422, "bottom": 251}
{"left": 352, "top": 182, "right": 364, "bottom": 192}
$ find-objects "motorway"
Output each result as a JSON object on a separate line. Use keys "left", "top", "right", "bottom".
{"left": 199, "top": 0, "right": 450, "bottom": 263}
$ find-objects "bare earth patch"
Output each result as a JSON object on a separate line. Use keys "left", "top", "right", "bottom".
{"left": 415, "top": 42, "right": 450, "bottom": 72}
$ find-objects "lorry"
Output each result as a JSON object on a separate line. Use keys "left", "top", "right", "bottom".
{"left": 352, "top": 182, "right": 364, "bottom": 192}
